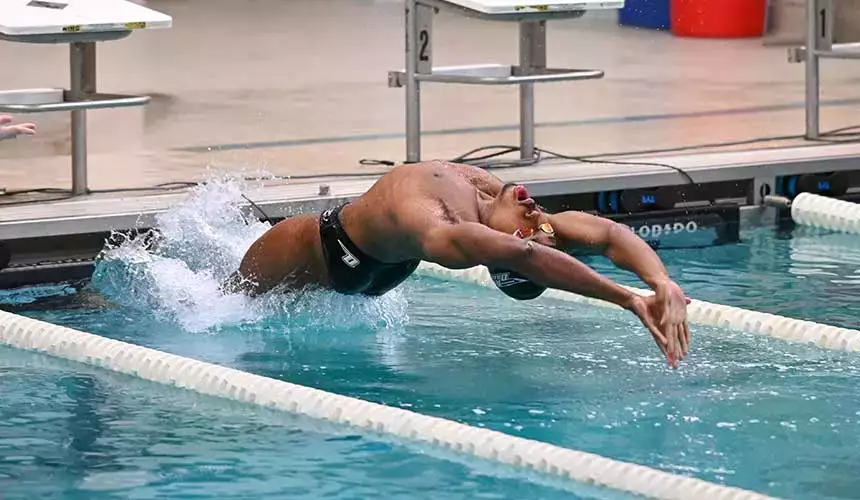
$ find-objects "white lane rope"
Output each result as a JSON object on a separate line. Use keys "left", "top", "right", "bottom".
{"left": 791, "top": 193, "right": 860, "bottom": 235}
{"left": 0, "top": 309, "right": 774, "bottom": 500}
{"left": 416, "top": 263, "right": 860, "bottom": 353}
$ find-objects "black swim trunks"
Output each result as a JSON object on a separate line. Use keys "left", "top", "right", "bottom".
{"left": 319, "top": 204, "right": 420, "bottom": 296}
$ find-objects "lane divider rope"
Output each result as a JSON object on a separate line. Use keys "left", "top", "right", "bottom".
{"left": 0, "top": 309, "right": 773, "bottom": 500}
{"left": 791, "top": 193, "right": 860, "bottom": 235}
{"left": 415, "top": 262, "right": 860, "bottom": 353}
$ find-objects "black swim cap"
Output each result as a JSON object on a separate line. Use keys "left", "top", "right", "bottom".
{"left": 488, "top": 268, "right": 546, "bottom": 300}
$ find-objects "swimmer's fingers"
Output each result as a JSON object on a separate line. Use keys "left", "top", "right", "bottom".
{"left": 666, "top": 325, "right": 679, "bottom": 368}
{"left": 647, "top": 326, "right": 670, "bottom": 363}
{"left": 0, "top": 115, "right": 11, "bottom": 125}
{"left": 640, "top": 303, "right": 668, "bottom": 346}
{"left": 667, "top": 324, "right": 677, "bottom": 363}
{"left": 655, "top": 335, "right": 669, "bottom": 360}
{"left": 648, "top": 321, "right": 675, "bottom": 368}
{"left": 0, "top": 123, "right": 36, "bottom": 139}
{"left": 675, "top": 324, "right": 687, "bottom": 361}
{"left": 683, "top": 323, "right": 691, "bottom": 357}
{"left": 630, "top": 296, "right": 678, "bottom": 366}
{"left": 685, "top": 322, "right": 691, "bottom": 349}
{"left": 680, "top": 322, "right": 691, "bottom": 358}
{"left": 12, "top": 123, "right": 36, "bottom": 135}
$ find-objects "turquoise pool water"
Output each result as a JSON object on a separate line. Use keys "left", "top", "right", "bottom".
{"left": 1, "top": 181, "right": 859, "bottom": 499}
{"left": 583, "top": 227, "right": 860, "bottom": 332}
{"left": 0, "top": 348, "right": 604, "bottom": 500}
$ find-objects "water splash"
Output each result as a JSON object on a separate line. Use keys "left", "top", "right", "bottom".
{"left": 91, "top": 176, "right": 408, "bottom": 333}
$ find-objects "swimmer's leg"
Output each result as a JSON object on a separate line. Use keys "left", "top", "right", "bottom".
{"left": 225, "top": 214, "right": 328, "bottom": 296}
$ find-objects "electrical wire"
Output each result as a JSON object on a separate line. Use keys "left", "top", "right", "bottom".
{"left": 358, "top": 124, "right": 860, "bottom": 185}
{"left": 577, "top": 126, "right": 860, "bottom": 159}
{"left": 442, "top": 145, "right": 697, "bottom": 184}
{"left": 241, "top": 193, "right": 271, "bottom": 221}
{"left": 0, "top": 171, "right": 388, "bottom": 209}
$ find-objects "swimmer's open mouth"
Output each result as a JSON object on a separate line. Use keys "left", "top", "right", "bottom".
{"left": 514, "top": 185, "right": 537, "bottom": 211}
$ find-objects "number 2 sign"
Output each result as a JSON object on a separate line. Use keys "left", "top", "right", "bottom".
{"left": 414, "top": 3, "right": 434, "bottom": 74}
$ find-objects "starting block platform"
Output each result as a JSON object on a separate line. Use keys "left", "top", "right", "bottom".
{"left": 389, "top": 0, "right": 624, "bottom": 163}
{"left": 0, "top": 0, "right": 171, "bottom": 38}
{"left": 419, "top": 0, "right": 622, "bottom": 19}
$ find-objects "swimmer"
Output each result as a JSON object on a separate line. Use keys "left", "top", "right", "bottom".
{"left": 227, "top": 161, "right": 690, "bottom": 367}
{"left": 0, "top": 115, "right": 36, "bottom": 141}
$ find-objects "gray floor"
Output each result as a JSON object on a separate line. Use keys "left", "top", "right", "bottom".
{"left": 1, "top": 0, "right": 859, "bottom": 194}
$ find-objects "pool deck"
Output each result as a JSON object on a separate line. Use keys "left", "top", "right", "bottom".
{"left": 1, "top": 0, "right": 860, "bottom": 241}
{"left": 3, "top": 141, "right": 860, "bottom": 240}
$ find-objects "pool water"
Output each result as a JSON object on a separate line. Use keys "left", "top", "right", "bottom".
{"left": 0, "top": 348, "right": 605, "bottom": 500}
{"left": 583, "top": 227, "right": 860, "bottom": 332}
{"left": 2, "top": 180, "right": 860, "bottom": 499}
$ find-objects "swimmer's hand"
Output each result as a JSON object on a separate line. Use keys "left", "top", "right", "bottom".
{"left": 626, "top": 285, "right": 690, "bottom": 369}
{"left": 0, "top": 115, "right": 36, "bottom": 141}
{"left": 654, "top": 280, "right": 691, "bottom": 366}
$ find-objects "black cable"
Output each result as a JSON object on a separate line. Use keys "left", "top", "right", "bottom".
{"left": 359, "top": 159, "right": 396, "bottom": 167}
{"left": 240, "top": 193, "right": 271, "bottom": 221}
{"left": 0, "top": 187, "right": 68, "bottom": 196}
{"left": 822, "top": 124, "right": 860, "bottom": 136}
{"left": 576, "top": 135, "right": 802, "bottom": 160}
{"left": 0, "top": 177, "right": 280, "bottom": 221}
{"left": 578, "top": 125, "right": 860, "bottom": 160}
{"left": 0, "top": 195, "right": 76, "bottom": 207}
{"left": 0, "top": 182, "right": 198, "bottom": 197}
{"left": 536, "top": 147, "right": 697, "bottom": 186}
{"left": 90, "top": 182, "right": 200, "bottom": 193}
{"left": 357, "top": 144, "right": 700, "bottom": 182}
{"left": 452, "top": 145, "right": 524, "bottom": 163}
{"left": 243, "top": 172, "right": 387, "bottom": 181}
{"left": 438, "top": 144, "right": 699, "bottom": 186}
{"left": 357, "top": 123, "right": 860, "bottom": 178}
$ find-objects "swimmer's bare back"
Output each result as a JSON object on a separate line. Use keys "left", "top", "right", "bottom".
{"left": 229, "top": 160, "right": 638, "bottom": 316}
{"left": 227, "top": 161, "right": 505, "bottom": 295}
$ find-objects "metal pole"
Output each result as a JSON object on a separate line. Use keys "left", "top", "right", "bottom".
{"left": 405, "top": 0, "right": 421, "bottom": 163}
{"left": 805, "top": 0, "right": 820, "bottom": 139}
{"left": 519, "top": 21, "right": 546, "bottom": 161}
{"left": 70, "top": 42, "right": 96, "bottom": 195}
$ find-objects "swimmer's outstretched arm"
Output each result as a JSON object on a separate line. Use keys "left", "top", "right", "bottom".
{"left": 547, "top": 211, "right": 690, "bottom": 365}
{"left": 422, "top": 221, "right": 665, "bottom": 324}
{"left": 547, "top": 211, "right": 673, "bottom": 289}
{"left": 422, "top": 223, "right": 635, "bottom": 304}
{"left": 422, "top": 221, "right": 688, "bottom": 368}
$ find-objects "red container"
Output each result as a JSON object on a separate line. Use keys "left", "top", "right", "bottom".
{"left": 671, "top": 0, "right": 767, "bottom": 38}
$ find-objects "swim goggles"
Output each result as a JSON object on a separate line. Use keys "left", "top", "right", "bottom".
{"left": 514, "top": 222, "right": 555, "bottom": 241}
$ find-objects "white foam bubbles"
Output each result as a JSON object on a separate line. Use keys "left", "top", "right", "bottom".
{"left": 91, "top": 175, "right": 408, "bottom": 334}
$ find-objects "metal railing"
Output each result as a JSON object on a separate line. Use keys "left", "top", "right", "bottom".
{"left": 788, "top": 0, "right": 860, "bottom": 139}
{"left": 0, "top": 32, "right": 152, "bottom": 196}
{"left": 388, "top": 0, "right": 620, "bottom": 163}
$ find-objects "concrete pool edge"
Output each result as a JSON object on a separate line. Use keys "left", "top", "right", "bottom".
{"left": 1, "top": 142, "right": 859, "bottom": 289}
{"left": 3, "top": 142, "right": 860, "bottom": 240}
{"left": 0, "top": 309, "right": 776, "bottom": 500}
